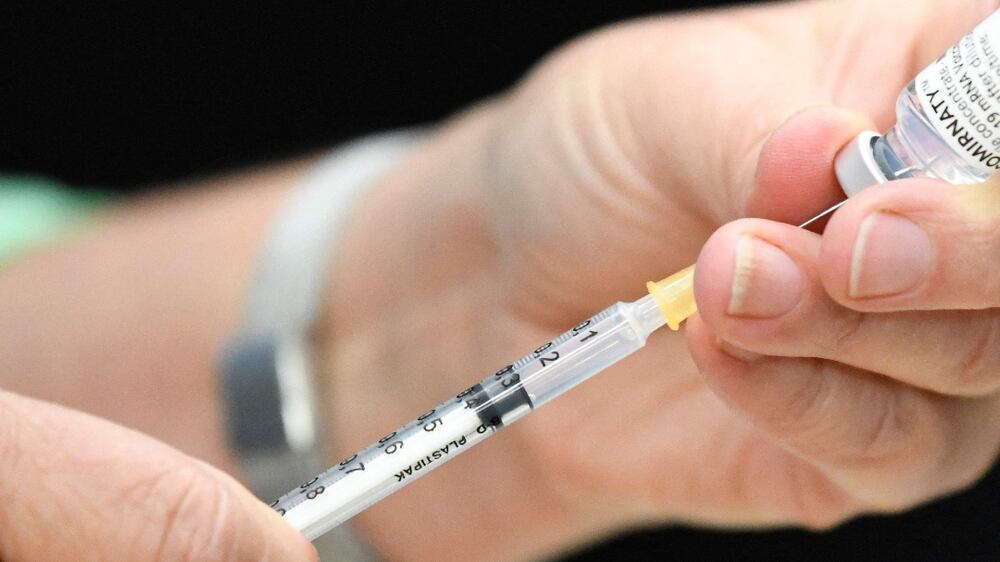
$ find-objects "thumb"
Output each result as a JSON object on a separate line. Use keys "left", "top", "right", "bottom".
{"left": 0, "top": 390, "right": 317, "bottom": 562}
{"left": 745, "top": 105, "right": 875, "bottom": 225}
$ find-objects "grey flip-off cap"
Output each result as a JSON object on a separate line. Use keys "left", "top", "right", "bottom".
{"left": 835, "top": 130, "right": 888, "bottom": 197}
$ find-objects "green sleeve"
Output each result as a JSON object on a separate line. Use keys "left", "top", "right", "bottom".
{"left": 0, "top": 176, "right": 111, "bottom": 265}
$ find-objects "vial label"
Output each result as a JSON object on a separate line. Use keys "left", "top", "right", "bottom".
{"left": 915, "top": 10, "right": 1000, "bottom": 174}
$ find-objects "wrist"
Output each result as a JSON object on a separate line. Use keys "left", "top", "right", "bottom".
{"left": 314, "top": 103, "right": 605, "bottom": 560}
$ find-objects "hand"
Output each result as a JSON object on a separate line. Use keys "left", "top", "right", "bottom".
{"left": 319, "top": 0, "right": 1000, "bottom": 559}
{"left": 688, "top": 171, "right": 1000, "bottom": 516}
{"left": 0, "top": 391, "right": 316, "bottom": 561}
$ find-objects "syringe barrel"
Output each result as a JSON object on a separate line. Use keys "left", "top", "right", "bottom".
{"left": 279, "top": 398, "right": 493, "bottom": 539}
{"left": 271, "top": 299, "right": 665, "bottom": 539}
{"left": 516, "top": 301, "right": 655, "bottom": 410}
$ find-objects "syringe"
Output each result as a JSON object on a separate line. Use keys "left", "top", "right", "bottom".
{"left": 269, "top": 267, "right": 696, "bottom": 540}
{"left": 270, "top": 3, "right": 1000, "bottom": 536}
{"left": 270, "top": 119, "right": 908, "bottom": 539}
{"left": 270, "top": 124, "right": 901, "bottom": 540}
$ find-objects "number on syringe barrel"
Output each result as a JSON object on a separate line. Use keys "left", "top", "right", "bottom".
{"left": 336, "top": 452, "right": 366, "bottom": 474}
{"left": 297, "top": 475, "right": 328, "bottom": 501}
{"left": 417, "top": 408, "right": 444, "bottom": 432}
{"left": 573, "top": 318, "right": 599, "bottom": 342}
{"left": 304, "top": 486, "right": 326, "bottom": 500}
{"left": 533, "top": 342, "right": 553, "bottom": 355}
{"left": 491, "top": 363, "right": 520, "bottom": 390}
{"left": 455, "top": 385, "right": 480, "bottom": 409}
{"left": 533, "top": 342, "right": 560, "bottom": 367}
{"left": 377, "top": 430, "right": 406, "bottom": 455}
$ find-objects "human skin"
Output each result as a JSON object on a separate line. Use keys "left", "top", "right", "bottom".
{"left": 2, "top": 0, "right": 1000, "bottom": 560}
{"left": 0, "top": 165, "right": 321, "bottom": 560}
{"left": 320, "top": 0, "right": 1000, "bottom": 559}
{"left": 0, "top": 392, "right": 319, "bottom": 560}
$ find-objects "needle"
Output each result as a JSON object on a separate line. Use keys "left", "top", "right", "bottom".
{"left": 797, "top": 199, "right": 848, "bottom": 229}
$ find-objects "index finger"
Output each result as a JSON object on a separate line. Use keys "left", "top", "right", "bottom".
{"left": 819, "top": 179, "right": 1000, "bottom": 311}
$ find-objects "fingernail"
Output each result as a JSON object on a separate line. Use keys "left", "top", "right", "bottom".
{"left": 728, "top": 235, "right": 803, "bottom": 318}
{"left": 849, "top": 212, "right": 931, "bottom": 299}
{"left": 715, "top": 336, "right": 762, "bottom": 363}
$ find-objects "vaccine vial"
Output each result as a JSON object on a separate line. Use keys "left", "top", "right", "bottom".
{"left": 837, "top": 10, "right": 1000, "bottom": 192}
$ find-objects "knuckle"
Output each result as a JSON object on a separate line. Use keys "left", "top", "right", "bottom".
{"left": 782, "top": 362, "right": 919, "bottom": 469}
{"left": 149, "top": 465, "right": 238, "bottom": 562}
{"left": 850, "top": 386, "right": 912, "bottom": 464}
{"left": 830, "top": 309, "right": 867, "bottom": 350}
{"left": 784, "top": 464, "right": 859, "bottom": 531}
{"left": 924, "top": 398, "right": 1000, "bottom": 496}
{"left": 951, "top": 315, "right": 1000, "bottom": 396}
{"left": 780, "top": 360, "right": 835, "bottom": 433}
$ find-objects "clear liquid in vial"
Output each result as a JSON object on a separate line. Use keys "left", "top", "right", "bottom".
{"left": 873, "top": 81, "right": 993, "bottom": 184}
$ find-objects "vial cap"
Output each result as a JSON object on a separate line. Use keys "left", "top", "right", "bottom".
{"left": 834, "top": 131, "right": 888, "bottom": 197}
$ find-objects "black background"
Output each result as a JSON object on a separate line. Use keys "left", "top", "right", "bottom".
{"left": 2, "top": 1, "right": 718, "bottom": 189}
{"left": 3, "top": 1, "right": 999, "bottom": 560}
